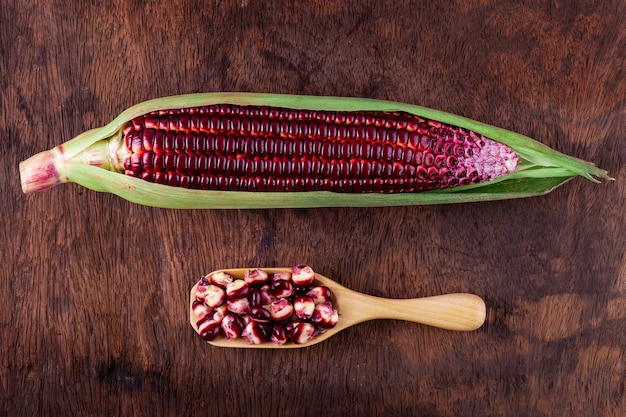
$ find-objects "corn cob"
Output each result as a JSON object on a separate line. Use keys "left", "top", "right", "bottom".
{"left": 121, "top": 104, "right": 518, "bottom": 192}
{"left": 19, "top": 93, "right": 610, "bottom": 208}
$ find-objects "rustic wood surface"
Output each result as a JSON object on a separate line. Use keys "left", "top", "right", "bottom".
{"left": 1, "top": 0, "right": 624, "bottom": 416}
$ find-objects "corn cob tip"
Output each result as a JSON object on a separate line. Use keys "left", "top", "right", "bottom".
{"left": 19, "top": 149, "right": 65, "bottom": 193}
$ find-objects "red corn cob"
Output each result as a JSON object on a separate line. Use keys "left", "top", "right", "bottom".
{"left": 120, "top": 104, "right": 519, "bottom": 193}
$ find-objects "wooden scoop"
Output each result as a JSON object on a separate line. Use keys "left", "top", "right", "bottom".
{"left": 189, "top": 268, "right": 486, "bottom": 349}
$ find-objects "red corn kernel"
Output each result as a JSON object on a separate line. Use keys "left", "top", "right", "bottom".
{"left": 293, "top": 295, "right": 316, "bottom": 319}
{"left": 270, "top": 279, "right": 295, "bottom": 299}
{"left": 226, "top": 279, "right": 249, "bottom": 298}
{"left": 291, "top": 264, "right": 315, "bottom": 286}
{"left": 242, "top": 321, "right": 268, "bottom": 345}
{"left": 291, "top": 322, "right": 316, "bottom": 344}
{"left": 267, "top": 299, "right": 295, "bottom": 322}
{"left": 249, "top": 306, "right": 272, "bottom": 323}
{"left": 306, "top": 286, "right": 333, "bottom": 304}
{"left": 270, "top": 324, "right": 288, "bottom": 345}
{"left": 209, "top": 271, "right": 234, "bottom": 288}
{"left": 197, "top": 317, "right": 221, "bottom": 341}
{"left": 247, "top": 288, "right": 263, "bottom": 307}
{"left": 192, "top": 300, "right": 213, "bottom": 319}
{"left": 221, "top": 314, "right": 244, "bottom": 339}
{"left": 259, "top": 284, "right": 277, "bottom": 305}
{"left": 270, "top": 271, "right": 292, "bottom": 282}
{"left": 213, "top": 303, "right": 227, "bottom": 322}
{"left": 195, "top": 279, "right": 210, "bottom": 302}
{"left": 226, "top": 297, "right": 250, "bottom": 315}
{"left": 204, "top": 285, "right": 226, "bottom": 308}
{"left": 243, "top": 268, "right": 269, "bottom": 285}
{"left": 311, "top": 301, "right": 339, "bottom": 328}
{"left": 196, "top": 316, "right": 214, "bottom": 334}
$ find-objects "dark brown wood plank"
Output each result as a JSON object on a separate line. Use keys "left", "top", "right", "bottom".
{"left": 1, "top": 0, "right": 624, "bottom": 416}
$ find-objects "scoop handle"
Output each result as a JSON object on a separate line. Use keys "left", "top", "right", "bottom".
{"left": 356, "top": 293, "right": 487, "bottom": 331}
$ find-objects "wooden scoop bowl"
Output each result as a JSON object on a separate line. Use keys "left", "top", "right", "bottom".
{"left": 190, "top": 268, "right": 486, "bottom": 349}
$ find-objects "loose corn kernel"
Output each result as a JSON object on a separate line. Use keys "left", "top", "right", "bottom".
{"left": 192, "top": 266, "right": 337, "bottom": 346}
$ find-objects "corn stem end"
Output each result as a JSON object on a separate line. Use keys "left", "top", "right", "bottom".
{"left": 19, "top": 148, "right": 67, "bottom": 193}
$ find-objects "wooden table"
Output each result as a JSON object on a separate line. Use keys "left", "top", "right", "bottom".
{"left": 2, "top": 1, "right": 624, "bottom": 416}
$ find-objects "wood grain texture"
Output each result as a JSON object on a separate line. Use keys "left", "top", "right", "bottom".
{"left": 1, "top": 0, "right": 624, "bottom": 416}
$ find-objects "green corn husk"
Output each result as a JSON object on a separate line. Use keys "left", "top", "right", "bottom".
{"left": 19, "top": 92, "right": 610, "bottom": 209}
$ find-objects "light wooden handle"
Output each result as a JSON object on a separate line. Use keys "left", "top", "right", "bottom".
{"left": 369, "top": 293, "right": 487, "bottom": 331}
